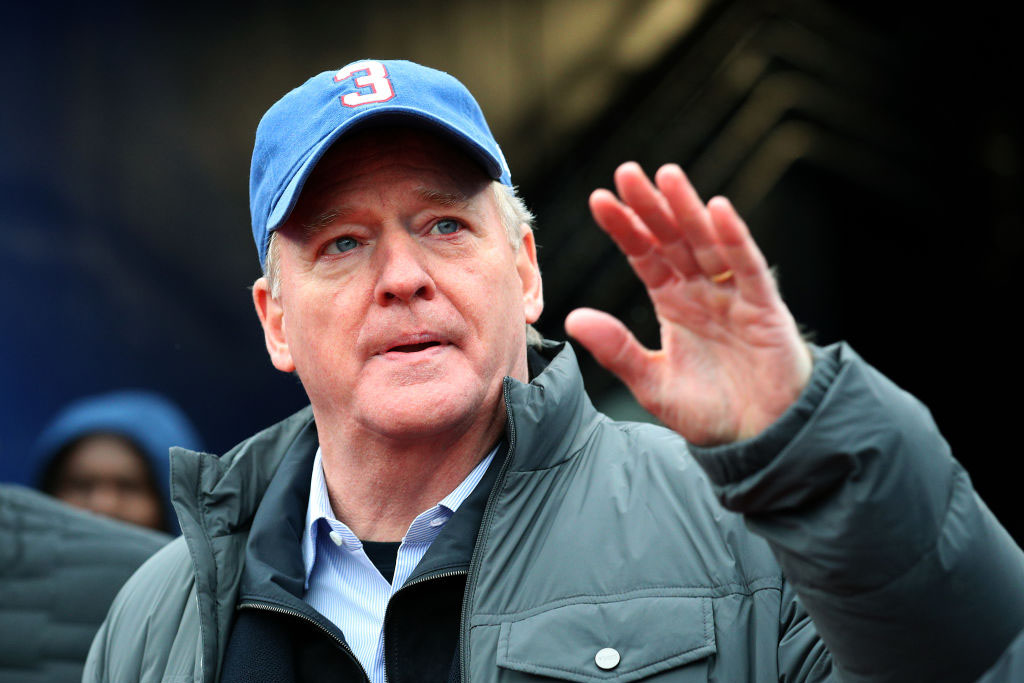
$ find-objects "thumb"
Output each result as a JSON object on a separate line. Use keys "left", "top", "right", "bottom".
{"left": 565, "top": 308, "right": 658, "bottom": 395}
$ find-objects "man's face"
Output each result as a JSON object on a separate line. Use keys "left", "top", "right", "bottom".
{"left": 254, "top": 127, "right": 543, "bottom": 443}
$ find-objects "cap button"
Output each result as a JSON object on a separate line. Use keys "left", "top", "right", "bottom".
{"left": 595, "top": 647, "right": 620, "bottom": 670}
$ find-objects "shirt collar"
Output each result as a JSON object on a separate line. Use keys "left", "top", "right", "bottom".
{"left": 301, "top": 445, "right": 497, "bottom": 587}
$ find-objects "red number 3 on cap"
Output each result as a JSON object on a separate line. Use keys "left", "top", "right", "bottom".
{"left": 334, "top": 60, "right": 395, "bottom": 107}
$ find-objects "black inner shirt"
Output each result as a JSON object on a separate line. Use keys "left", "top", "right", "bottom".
{"left": 361, "top": 540, "right": 401, "bottom": 584}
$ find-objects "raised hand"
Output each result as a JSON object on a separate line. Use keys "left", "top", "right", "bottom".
{"left": 565, "top": 162, "right": 812, "bottom": 446}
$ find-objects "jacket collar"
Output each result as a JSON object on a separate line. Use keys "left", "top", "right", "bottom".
{"left": 170, "top": 405, "right": 317, "bottom": 544}
{"left": 502, "top": 340, "right": 603, "bottom": 473}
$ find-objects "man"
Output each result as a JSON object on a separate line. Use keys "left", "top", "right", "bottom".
{"left": 85, "top": 59, "right": 1024, "bottom": 682}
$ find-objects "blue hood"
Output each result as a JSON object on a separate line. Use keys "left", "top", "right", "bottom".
{"left": 32, "top": 390, "right": 202, "bottom": 534}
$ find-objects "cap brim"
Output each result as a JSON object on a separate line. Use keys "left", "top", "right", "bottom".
{"left": 266, "top": 108, "right": 507, "bottom": 234}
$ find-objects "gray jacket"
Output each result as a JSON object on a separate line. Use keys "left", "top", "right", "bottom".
{"left": 84, "top": 342, "right": 1024, "bottom": 682}
{"left": 0, "top": 484, "right": 169, "bottom": 683}
{"left": 978, "top": 627, "right": 1024, "bottom": 682}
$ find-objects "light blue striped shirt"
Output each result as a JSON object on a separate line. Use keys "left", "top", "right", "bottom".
{"left": 301, "top": 446, "right": 496, "bottom": 683}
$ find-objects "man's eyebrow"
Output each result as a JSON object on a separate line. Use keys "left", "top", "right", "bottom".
{"left": 291, "top": 187, "right": 472, "bottom": 241}
{"left": 415, "top": 187, "right": 472, "bottom": 209}
{"left": 296, "top": 207, "right": 353, "bottom": 241}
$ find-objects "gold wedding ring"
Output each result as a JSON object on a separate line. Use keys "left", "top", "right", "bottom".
{"left": 710, "top": 269, "right": 734, "bottom": 284}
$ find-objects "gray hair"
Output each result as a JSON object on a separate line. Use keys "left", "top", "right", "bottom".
{"left": 261, "top": 180, "right": 542, "bottom": 345}
{"left": 490, "top": 183, "right": 544, "bottom": 347}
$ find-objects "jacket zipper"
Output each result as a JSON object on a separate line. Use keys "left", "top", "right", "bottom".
{"left": 237, "top": 600, "right": 371, "bottom": 683}
{"left": 458, "top": 380, "right": 518, "bottom": 683}
{"left": 381, "top": 568, "right": 469, "bottom": 683}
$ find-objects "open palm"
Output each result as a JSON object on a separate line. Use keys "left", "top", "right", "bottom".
{"left": 565, "top": 162, "right": 812, "bottom": 446}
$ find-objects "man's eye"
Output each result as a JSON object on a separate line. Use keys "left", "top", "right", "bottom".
{"left": 325, "top": 236, "right": 359, "bottom": 254}
{"left": 430, "top": 219, "right": 461, "bottom": 235}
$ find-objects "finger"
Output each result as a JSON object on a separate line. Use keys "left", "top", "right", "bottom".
{"left": 565, "top": 308, "right": 659, "bottom": 398}
{"left": 589, "top": 189, "right": 676, "bottom": 290}
{"left": 613, "top": 163, "right": 701, "bottom": 277}
{"left": 654, "top": 164, "right": 731, "bottom": 280}
{"left": 707, "top": 196, "right": 777, "bottom": 306}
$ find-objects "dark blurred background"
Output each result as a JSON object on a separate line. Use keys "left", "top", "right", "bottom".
{"left": 2, "top": 1, "right": 1021, "bottom": 539}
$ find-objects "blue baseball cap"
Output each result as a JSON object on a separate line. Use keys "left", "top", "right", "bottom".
{"left": 249, "top": 59, "right": 512, "bottom": 266}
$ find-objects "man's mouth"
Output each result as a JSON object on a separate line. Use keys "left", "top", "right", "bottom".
{"left": 387, "top": 341, "right": 443, "bottom": 353}
{"left": 374, "top": 332, "right": 451, "bottom": 357}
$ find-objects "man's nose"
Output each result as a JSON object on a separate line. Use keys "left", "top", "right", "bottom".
{"left": 373, "top": 232, "right": 436, "bottom": 305}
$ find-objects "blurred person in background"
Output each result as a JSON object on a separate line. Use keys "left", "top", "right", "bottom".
{"left": 30, "top": 390, "right": 202, "bottom": 534}
{"left": 0, "top": 484, "right": 169, "bottom": 682}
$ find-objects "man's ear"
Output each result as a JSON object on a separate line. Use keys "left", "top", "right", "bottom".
{"left": 253, "top": 277, "right": 296, "bottom": 373}
{"left": 516, "top": 226, "right": 544, "bottom": 324}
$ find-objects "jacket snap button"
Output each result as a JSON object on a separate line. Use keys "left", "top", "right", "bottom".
{"left": 595, "top": 647, "right": 620, "bottom": 670}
